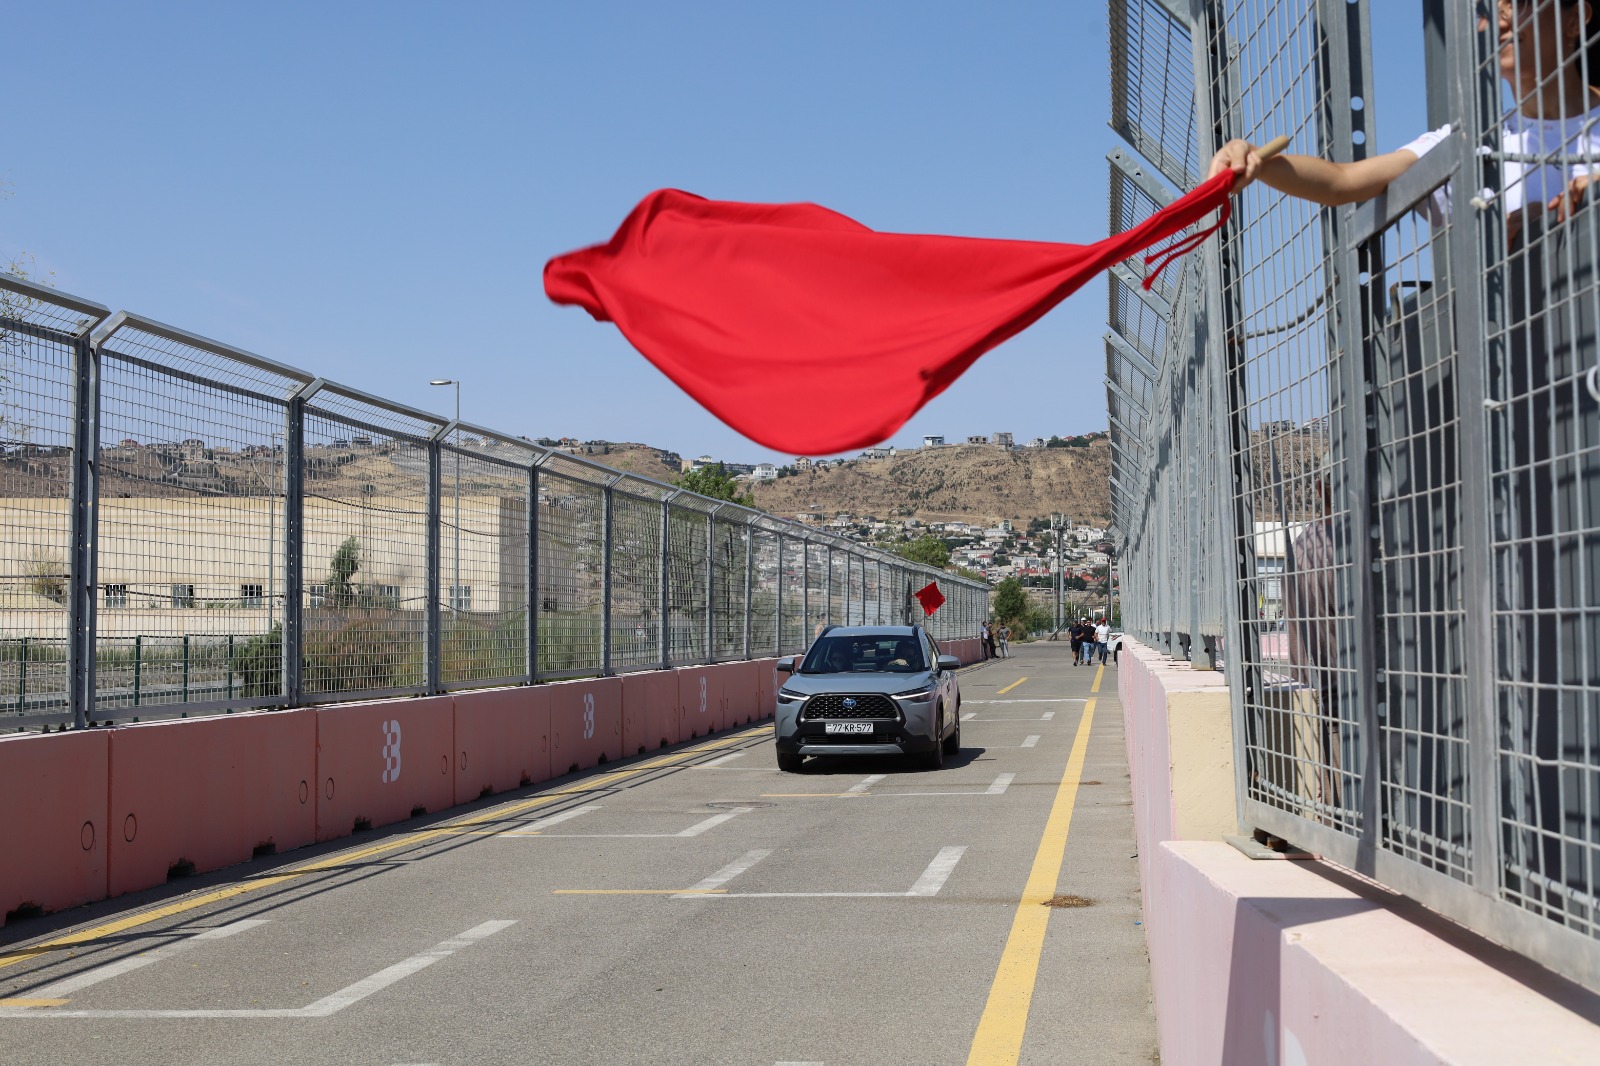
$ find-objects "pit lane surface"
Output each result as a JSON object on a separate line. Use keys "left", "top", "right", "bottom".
{"left": 0, "top": 642, "right": 1155, "bottom": 1065}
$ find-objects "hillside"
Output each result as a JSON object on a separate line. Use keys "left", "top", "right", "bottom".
{"left": 746, "top": 442, "right": 1112, "bottom": 527}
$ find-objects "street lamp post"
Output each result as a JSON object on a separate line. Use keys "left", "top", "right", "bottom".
{"left": 429, "top": 380, "right": 461, "bottom": 613}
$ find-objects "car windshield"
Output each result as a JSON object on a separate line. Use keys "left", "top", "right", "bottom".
{"left": 799, "top": 634, "right": 925, "bottom": 674}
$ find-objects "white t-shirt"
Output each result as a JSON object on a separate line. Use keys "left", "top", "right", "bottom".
{"left": 1095, "top": 623, "right": 1109, "bottom": 642}
{"left": 1401, "top": 105, "right": 1600, "bottom": 224}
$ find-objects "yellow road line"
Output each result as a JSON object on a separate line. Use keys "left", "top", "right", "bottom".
{"left": 996, "top": 677, "right": 1028, "bottom": 696}
{"left": 1091, "top": 664, "right": 1104, "bottom": 693}
{"left": 0, "top": 724, "right": 770, "bottom": 973}
{"left": 547, "top": 883, "right": 729, "bottom": 889}
{"left": 965, "top": 698, "right": 1097, "bottom": 1066}
{"left": 0, "top": 998, "right": 70, "bottom": 1007}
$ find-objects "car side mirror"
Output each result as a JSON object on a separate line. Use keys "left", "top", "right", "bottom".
{"left": 937, "top": 655, "right": 960, "bottom": 672}
{"left": 776, "top": 657, "right": 795, "bottom": 674}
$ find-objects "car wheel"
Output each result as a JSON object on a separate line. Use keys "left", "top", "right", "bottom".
{"left": 777, "top": 751, "right": 804, "bottom": 773}
{"left": 921, "top": 711, "right": 946, "bottom": 770}
{"left": 942, "top": 717, "right": 961, "bottom": 756}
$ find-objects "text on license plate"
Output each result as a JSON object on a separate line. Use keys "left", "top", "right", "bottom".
{"left": 824, "top": 721, "right": 874, "bottom": 734}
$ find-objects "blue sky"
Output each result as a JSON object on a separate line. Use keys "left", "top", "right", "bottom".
{"left": 4, "top": 2, "right": 1425, "bottom": 464}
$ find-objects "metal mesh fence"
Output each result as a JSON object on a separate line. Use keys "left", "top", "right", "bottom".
{"left": 1106, "top": 0, "right": 1600, "bottom": 988}
{"left": 0, "top": 274, "right": 984, "bottom": 738}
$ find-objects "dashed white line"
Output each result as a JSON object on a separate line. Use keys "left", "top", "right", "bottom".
{"left": 672, "top": 849, "right": 772, "bottom": 898}
{"left": 499, "top": 805, "right": 603, "bottom": 836}
{"left": 699, "top": 751, "right": 745, "bottom": 768}
{"left": 987, "top": 773, "right": 1016, "bottom": 795}
{"left": 527, "top": 807, "right": 754, "bottom": 839}
{"left": 961, "top": 712, "right": 977, "bottom": 721}
{"left": 844, "top": 774, "right": 885, "bottom": 795}
{"left": 1, "top": 921, "right": 516, "bottom": 1019}
{"left": 907, "top": 846, "right": 968, "bottom": 896}
{"left": 964, "top": 698, "right": 1086, "bottom": 704}
{"left": 32, "top": 919, "right": 268, "bottom": 998}
{"left": 703, "top": 846, "right": 968, "bottom": 899}
{"left": 888, "top": 773, "right": 1015, "bottom": 798}
{"left": 1021, "top": 735, "right": 1040, "bottom": 748}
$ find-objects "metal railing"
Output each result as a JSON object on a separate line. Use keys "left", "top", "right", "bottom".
{"left": 0, "top": 273, "right": 986, "bottom": 729}
{"left": 1107, "top": 0, "right": 1600, "bottom": 989}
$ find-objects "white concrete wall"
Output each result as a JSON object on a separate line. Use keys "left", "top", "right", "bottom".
{"left": 1118, "top": 637, "right": 1600, "bottom": 1065}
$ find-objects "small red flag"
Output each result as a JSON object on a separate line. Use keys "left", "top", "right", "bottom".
{"left": 915, "top": 581, "right": 945, "bottom": 616}
{"left": 544, "top": 173, "right": 1234, "bottom": 455}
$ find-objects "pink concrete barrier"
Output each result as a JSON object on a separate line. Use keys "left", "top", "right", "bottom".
{"left": 107, "top": 709, "right": 316, "bottom": 897}
{"left": 452, "top": 687, "right": 550, "bottom": 805}
{"left": 754, "top": 658, "right": 778, "bottom": 721}
{"left": 315, "top": 696, "right": 454, "bottom": 842}
{"left": 621, "top": 669, "right": 680, "bottom": 753}
{"left": 548, "top": 676, "right": 623, "bottom": 775}
{"left": 710, "top": 661, "right": 753, "bottom": 729}
{"left": 675, "top": 665, "right": 724, "bottom": 738}
{"left": 0, "top": 730, "right": 108, "bottom": 921}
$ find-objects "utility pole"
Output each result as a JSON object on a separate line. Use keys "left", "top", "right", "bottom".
{"left": 1052, "top": 513, "right": 1064, "bottom": 636}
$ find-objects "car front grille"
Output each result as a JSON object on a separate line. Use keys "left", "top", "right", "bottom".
{"left": 800, "top": 693, "right": 899, "bottom": 721}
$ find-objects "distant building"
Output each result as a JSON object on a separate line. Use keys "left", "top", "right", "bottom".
{"left": 965, "top": 435, "right": 988, "bottom": 445}
{"left": 923, "top": 435, "right": 945, "bottom": 448}
{"left": 751, "top": 463, "right": 778, "bottom": 481}
{"left": 993, "top": 432, "right": 1014, "bottom": 449}
{"left": 1026, "top": 437, "right": 1047, "bottom": 448}
{"left": 864, "top": 446, "right": 894, "bottom": 460}
{"left": 794, "top": 456, "right": 812, "bottom": 469}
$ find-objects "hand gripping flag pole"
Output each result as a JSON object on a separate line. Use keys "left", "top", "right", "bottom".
{"left": 545, "top": 137, "right": 1289, "bottom": 456}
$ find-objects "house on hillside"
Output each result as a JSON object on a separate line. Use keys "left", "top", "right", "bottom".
{"left": 993, "top": 432, "right": 1014, "bottom": 448}
{"left": 751, "top": 463, "right": 778, "bottom": 481}
{"left": 863, "top": 446, "right": 894, "bottom": 459}
{"left": 794, "top": 456, "right": 812, "bottom": 469}
{"left": 922, "top": 435, "right": 945, "bottom": 447}
{"left": 965, "top": 435, "right": 988, "bottom": 445}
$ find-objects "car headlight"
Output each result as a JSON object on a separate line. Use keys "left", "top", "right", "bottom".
{"left": 891, "top": 685, "right": 936, "bottom": 702}
{"left": 776, "top": 688, "right": 806, "bottom": 704}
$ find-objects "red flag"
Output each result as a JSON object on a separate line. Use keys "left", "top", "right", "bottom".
{"left": 915, "top": 581, "right": 946, "bottom": 616}
{"left": 544, "top": 173, "right": 1234, "bottom": 455}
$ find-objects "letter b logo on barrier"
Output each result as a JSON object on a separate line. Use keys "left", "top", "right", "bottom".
{"left": 381, "top": 719, "right": 403, "bottom": 783}
{"left": 699, "top": 676, "right": 708, "bottom": 715}
{"left": 582, "top": 693, "right": 596, "bottom": 739}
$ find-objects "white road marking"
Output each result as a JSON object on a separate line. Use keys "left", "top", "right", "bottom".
{"left": 888, "top": 773, "right": 1015, "bottom": 798}
{"left": 671, "top": 849, "right": 772, "bottom": 898}
{"left": 1021, "top": 735, "right": 1040, "bottom": 748}
{"left": 529, "top": 807, "right": 754, "bottom": 839}
{"left": 499, "top": 805, "right": 603, "bottom": 836}
{"left": 704, "top": 846, "right": 967, "bottom": 899}
{"left": 844, "top": 774, "right": 885, "bottom": 795}
{"left": 964, "top": 698, "right": 1086, "bottom": 704}
{"left": 1043, "top": 711, "right": 1056, "bottom": 720}
{"left": 775, "top": 1061, "right": 825, "bottom": 1065}
{"left": 699, "top": 751, "right": 745, "bottom": 768}
{"left": 1, "top": 921, "right": 516, "bottom": 1019}
{"left": 907, "top": 846, "right": 968, "bottom": 896}
{"left": 31, "top": 919, "right": 268, "bottom": 998}
{"left": 961, "top": 712, "right": 976, "bottom": 721}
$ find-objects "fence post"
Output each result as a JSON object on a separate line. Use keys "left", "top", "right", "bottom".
{"left": 659, "top": 495, "right": 672, "bottom": 670}
{"left": 775, "top": 533, "right": 785, "bottom": 655}
{"left": 801, "top": 541, "right": 811, "bottom": 643}
{"left": 601, "top": 482, "right": 614, "bottom": 675}
{"left": 825, "top": 543, "right": 833, "bottom": 626}
{"left": 282, "top": 385, "right": 307, "bottom": 706}
{"left": 527, "top": 461, "right": 539, "bottom": 683}
{"left": 743, "top": 522, "right": 753, "bottom": 660}
{"left": 425, "top": 430, "right": 443, "bottom": 694}
{"left": 66, "top": 331, "right": 100, "bottom": 729}
{"left": 704, "top": 510, "right": 716, "bottom": 662}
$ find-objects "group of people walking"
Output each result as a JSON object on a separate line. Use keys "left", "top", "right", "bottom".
{"left": 1070, "top": 617, "right": 1111, "bottom": 667}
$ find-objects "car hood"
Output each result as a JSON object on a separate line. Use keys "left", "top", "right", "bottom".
{"left": 780, "top": 671, "right": 937, "bottom": 695}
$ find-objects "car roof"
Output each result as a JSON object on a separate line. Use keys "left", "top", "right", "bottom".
{"left": 817, "top": 625, "right": 919, "bottom": 637}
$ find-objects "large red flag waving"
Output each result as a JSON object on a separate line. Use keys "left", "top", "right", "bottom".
{"left": 544, "top": 172, "right": 1236, "bottom": 456}
{"left": 915, "top": 581, "right": 946, "bottom": 616}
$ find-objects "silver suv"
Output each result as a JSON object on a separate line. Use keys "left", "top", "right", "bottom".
{"left": 773, "top": 625, "right": 962, "bottom": 772}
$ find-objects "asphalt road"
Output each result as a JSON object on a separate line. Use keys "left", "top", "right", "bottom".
{"left": 0, "top": 641, "right": 1156, "bottom": 1065}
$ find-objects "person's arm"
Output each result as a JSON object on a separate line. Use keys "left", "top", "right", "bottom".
{"left": 1207, "top": 139, "right": 1423, "bottom": 207}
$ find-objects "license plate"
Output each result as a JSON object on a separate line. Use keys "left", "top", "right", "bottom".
{"left": 824, "top": 721, "right": 874, "bottom": 734}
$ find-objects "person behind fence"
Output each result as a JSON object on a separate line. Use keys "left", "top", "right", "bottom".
{"left": 1207, "top": 0, "right": 1600, "bottom": 238}
{"left": 1283, "top": 474, "right": 1347, "bottom": 816}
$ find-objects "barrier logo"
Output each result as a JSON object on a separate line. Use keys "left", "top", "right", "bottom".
{"left": 582, "top": 693, "right": 596, "bottom": 740}
{"left": 699, "top": 676, "right": 708, "bottom": 714}
{"left": 381, "top": 719, "right": 403, "bottom": 783}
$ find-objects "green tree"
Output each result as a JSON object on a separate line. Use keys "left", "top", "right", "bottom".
{"left": 676, "top": 463, "right": 753, "bottom": 506}
{"left": 992, "top": 577, "right": 1029, "bottom": 625}
{"left": 896, "top": 534, "right": 950, "bottom": 569}
{"left": 328, "top": 536, "right": 362, "bottom": 607}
